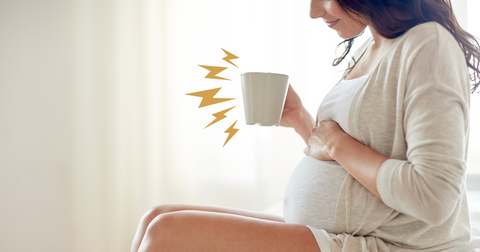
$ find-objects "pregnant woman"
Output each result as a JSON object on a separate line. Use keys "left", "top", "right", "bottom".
{"left": 131, "top": 0, "right": 480, "bottom": 251}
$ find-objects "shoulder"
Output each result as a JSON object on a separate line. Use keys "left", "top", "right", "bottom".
{"left": 395, "top": 21, "right": 462, "bottom": 56}
{"left": 403, "top": 21, "right": 446, "bottom": 38}
{"left": 386, "top": 22, "right": 470, "bottom": 101}
{"left": 384, "top": 21, "right": 466, "bottom": 76}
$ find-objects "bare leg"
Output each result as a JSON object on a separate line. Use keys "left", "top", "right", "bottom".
{"left": 131, "top": 204, "right": 285, "bottom": 252}
{"left": 137, "top": 210, "right": 321, "bottom": 252}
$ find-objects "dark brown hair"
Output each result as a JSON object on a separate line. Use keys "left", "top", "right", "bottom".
{"left": 334, "top": 0, "right": 480, "bottom": 93}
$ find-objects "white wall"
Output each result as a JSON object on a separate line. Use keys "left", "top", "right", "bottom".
{"left": 0, "top": 1, "right": 73, "bottom": 251}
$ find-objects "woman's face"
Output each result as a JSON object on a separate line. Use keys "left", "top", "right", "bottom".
{"left": 310, "top": 0, "right": 367, "bottom": 39}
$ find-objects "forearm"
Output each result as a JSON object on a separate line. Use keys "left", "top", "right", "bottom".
{"left": 294, "top": 109, "right": 315, "bottom": 145}
{"left": 329, "top": 133, "right": 389, "bottom": 200}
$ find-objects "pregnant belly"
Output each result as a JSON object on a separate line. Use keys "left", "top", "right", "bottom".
{"left": 283, "top": 155, "right": 347, "bottom": 233}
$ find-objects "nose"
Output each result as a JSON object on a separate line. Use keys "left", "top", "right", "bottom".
{"left": 310, "top": 0, "right": 326, "bottom": 19}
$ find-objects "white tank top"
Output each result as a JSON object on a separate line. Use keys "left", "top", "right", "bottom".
{"left": 283, "top": 75, "right": 368, "bottom": 232}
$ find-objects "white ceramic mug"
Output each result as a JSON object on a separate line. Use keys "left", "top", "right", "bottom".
{"left": 241, "top": 72, "right": 289, "bottom": 126}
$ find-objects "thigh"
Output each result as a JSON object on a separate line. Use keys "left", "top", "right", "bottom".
{"left": 139, "top": 210, "right": 321, "bottom": 252}
{"left": 147, "top": 204, "right": 284, "bottom": 222}
{"left": 131, "top": 204, "right": 284, "bottom": 252}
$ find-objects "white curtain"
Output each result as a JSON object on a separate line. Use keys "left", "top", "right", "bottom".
{"left": 71, "top": 0, "right": 480, "bottom": 251}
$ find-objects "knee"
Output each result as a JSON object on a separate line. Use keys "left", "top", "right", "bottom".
{"left": 140, "top": 212, "right": 186, "bottom": 251}
{"left": 139, "top": 204, "right": 177, "bottom": 226}
{"left": 147, "top": 212, "right": 183, "bottom": 235}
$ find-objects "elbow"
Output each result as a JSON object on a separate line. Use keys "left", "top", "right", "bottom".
{"left": 416, "top": 189, "right": 461, "bottom": 226}
{"left": 380, "top": 160, "right": 466, "bottom": 226}
{"left": 421, "top": 207, "right": 453, "bottom": 226}
{"left": 407, "top": 165, "right": 464, "bottom": 225}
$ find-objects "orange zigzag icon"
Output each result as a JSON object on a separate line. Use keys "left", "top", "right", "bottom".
{"left": 198, "top": 65, "right": 231, "bottom": 80}
{"left": 186, "top": 88, "right": 235, "bottom": 108}
{"left": 205, "top": 106, "right": 236, "bottom": 129}
{"left": 187, "top": 48, "right": 240, "bottom": 147}
{"left": 223, "top": 120, "right": 239, "bottom": 147}
{"left": 221, "top": 48, "right": 239, "bottom": 68}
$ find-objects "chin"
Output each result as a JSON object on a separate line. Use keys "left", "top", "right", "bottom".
{"left": 337, "top": 30, "right": 364, "bottom": 40}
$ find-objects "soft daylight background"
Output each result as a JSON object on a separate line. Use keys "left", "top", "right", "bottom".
{"left": 0, "top": 0, "right": 479, "bottom": 251}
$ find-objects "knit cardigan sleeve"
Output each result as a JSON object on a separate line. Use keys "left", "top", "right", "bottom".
{"left": 376, "top": 23, "right": 470, "bottom": 226}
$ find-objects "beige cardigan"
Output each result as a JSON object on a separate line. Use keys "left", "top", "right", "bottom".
{"left": 330, "top": 22, "right": 472, "bottom": 251}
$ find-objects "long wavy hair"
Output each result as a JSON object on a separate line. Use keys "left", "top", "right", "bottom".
{"left": 333, "top": 0, "right": 480, "bottom": 93}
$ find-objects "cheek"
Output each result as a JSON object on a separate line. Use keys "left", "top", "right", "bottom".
{"left": 340, "top": 13, "right": 367, "bottom": 36}
{"left": 326, "top": 1, "right": 346, "bottom": 18}
{"left": 336, "top": 20, "right": 366, "bottom": 39}
{"left": 347, "top": 20, "right": 367, "bottom": 34}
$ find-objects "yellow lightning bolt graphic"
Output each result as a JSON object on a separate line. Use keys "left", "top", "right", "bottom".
{"left": 205, "top": 106, "right": 236, "bottom": 129}
{"left": 186, "top": 88, "right": 235, "bottom": 108}
{"left": 223, "top": 120, "right": 239, "bottom": 147}
{"left": 198, "top": 65, "right": 231, "bottom": 80}
{"left": 221, "top": 48, "right": 239, "bottom": 68}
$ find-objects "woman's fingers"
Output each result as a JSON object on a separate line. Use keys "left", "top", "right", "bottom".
{"left": 304, "top": 135, "right": 319, "bottom": 156}
{"left": 303, "top": 146, "right": 310, "bottom": 155}
{"left": 313, "top": 120, "right": 344, "bottom": 143}
{"left": 305, "top": 134, "right": 334, "bottom": 160}
{"left": 306, "top": 120, "right": 347, "bottom": 161}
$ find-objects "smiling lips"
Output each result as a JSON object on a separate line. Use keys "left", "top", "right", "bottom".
{"left": 325, "top": 19, "right": 340, "bottom": 28}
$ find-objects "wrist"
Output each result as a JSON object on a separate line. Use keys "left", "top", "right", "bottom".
{"left": 293, "top": 108, "right": 315, "bottom": 144}
{"left": 295, "top": 107, "right": 314, "bottom": 129}
{"left": 328, "top": 131, "right": 349, "bottom": 160}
